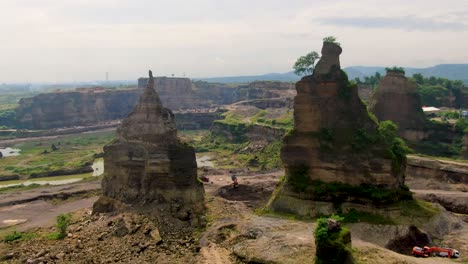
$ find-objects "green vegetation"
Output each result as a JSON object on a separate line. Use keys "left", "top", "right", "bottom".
{"left": 0, "top": 130, "right": 114, "bottom": 179}
{"left": 310, "top": 180, "right": 412, "bottom": 206}
{"left": 399, "top": 199, "right": 439, "bottom": 219}
{"left": 354, "top": 72, "right": 382, "bottom": 88}
{"left": 378, "top": 121, "right": 411, "bottom": 174}
{"left": 314, "top": 215, "right": 352, "bottom": 264}
{"left": 288, "top": 164, "right": 310, "bottom": 192}
{"left": 293, "top": 51, "right": 320, "bottom": 76}
{"left": 385, "top": 66, "right": 405, "bottom": 74}
{"left": 413, "top": 73, "right": 466, "bottom": 107}
{"left": 341, "top": 209, "right": 395, "bottom": 225}
{"left": 337, "top": 79, "right": 354, "bottom": 100}
{"left": 0, "top": 108, "right": 17, "bottom": 128}
{"left": 455, "top": 118, "right": 468, "bottom": 133}
{"left": 439, "top": 110, "right": 460, "bottom": 120}
{"left": 323, "top": 36, "right": 341, "bottom": 46}
{"left": 410, "top": 120, "right": 463, "bottom": 158}
{"left": 0, "top": 183, "right": 41, "bottom": 193}
{"left": 3, "top": 231, "right": 38, "bottom": 242}
{"left": 48, "top": 213, "right": 71, "bottom": 240}
{"left": 193, "top": 131, "right": 283, "bottom": 170}
{"left": 192, "top": 107, "right": 293, "bottom": 170}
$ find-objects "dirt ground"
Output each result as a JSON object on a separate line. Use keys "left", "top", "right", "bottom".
{"left": 0, "top": 170, "right": 467, "bottom": 263}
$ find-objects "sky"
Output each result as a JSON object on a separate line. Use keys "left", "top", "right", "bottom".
{"left": 0, "top": 0, "right": 467, "bottom": 83}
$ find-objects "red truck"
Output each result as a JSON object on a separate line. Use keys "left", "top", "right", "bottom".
{"left": 412, "top": 246, "right": 460, "bottom": 258}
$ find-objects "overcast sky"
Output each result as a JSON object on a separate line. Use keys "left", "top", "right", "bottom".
{"left": 1, "top": 0, "right": 467, "bottom": 82}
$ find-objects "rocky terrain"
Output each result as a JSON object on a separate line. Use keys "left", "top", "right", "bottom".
{"left": 16, "top": 89, "right": 141, "bottom": 129}
{"left": 269, "top": 41, "right": 409, "bottom": 217}
{"left": 1, "top": 169, "right": 466, "bottom": 264}
{"left": 94, "top": 71, "right": 205, "bottom": 233}
{"left": 370, "top": 71, "right": 427, "bottom": 142}
{"left": 14, "top": 79, "right": 293, "bottom": 130}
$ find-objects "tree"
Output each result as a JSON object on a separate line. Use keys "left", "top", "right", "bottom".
{"left": 293, "top": 51, "right": 320, "bottom": 76}
{"left": 385, "top": 66, "right": 405, "bottom": 75}
{"left": 412, "top": 73, "right": 424, "bottom": 84}
{"left": 323, "top": 36, "right": 341, "bottom": 46}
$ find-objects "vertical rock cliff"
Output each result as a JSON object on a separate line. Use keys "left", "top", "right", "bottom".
{"left": 370, "top": 71, "right": 427, "bottom": 141}
{"left": 268, "top": 42, "right": 410, "bottom": 217}
{"left": 94, "top": 70, "right": 205, "bottom": 226}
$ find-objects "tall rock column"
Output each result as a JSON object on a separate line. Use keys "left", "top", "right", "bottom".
{"left": 369, "top": 71, "right": 427, "bottom": 142}
{"left": 268, "top": 42, "right": 411, "bottom": 217}
{"left": 93, "top": 70, "right": 205, "bottom": 226}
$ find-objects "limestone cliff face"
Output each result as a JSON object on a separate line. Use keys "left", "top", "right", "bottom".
{"left": 16, "top": 89, "right": 141, "bottom": 129}
{"left": 138, "top": 77, "right": 205, "bottom": 110}
{"left": 370, "top": 72, "right": 426, "bottom": 140}
{"left": 95, "top": 71, "right": 204, "bottom": 224}
{"left": 269, "top": 42, "right": 408, "bottom": 217}
{"left": 16, "top": 78, "right": 293, "bottom": 130}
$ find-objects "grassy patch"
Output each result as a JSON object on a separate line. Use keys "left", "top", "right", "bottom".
{"left": 3, "top": 231, "right": 38, "bottom": 242}
{"left": 255, "top": 207, "right": 310, "bottom": 221}
{"left": 0, "top": 130, "right": 114, "bottom": 179}
{"left": 399, "top": 199, "right": 440, "bottom": 218}
{"left": 0, "top": 183, "right": 42, "bottom": 193}
{"left": 291, "top": 179, "right": 413, "bottom": 206}
{"left": 341, "top": 209, "right": 395, "bottom": 225}
{"left": 191, "top": 131, "right": 282, "bottom": 170}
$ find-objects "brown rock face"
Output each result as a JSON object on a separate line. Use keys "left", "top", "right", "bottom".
{"left": 268, "top": 42, "right": 407, "bottom": 217}
{"left": 138, "top": 76, "right": 202, "bottom": 110}
{"left": 370, "top": 71, "right": 426, "bottom": 141}
{"left": 16, "top": 89, "right": 142, "bottom": 129}
{"left": 94, "top": 71, "right": 205, "bottom": 225}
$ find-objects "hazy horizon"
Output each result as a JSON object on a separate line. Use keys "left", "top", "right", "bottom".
{"left": 1, "top": 0, "right": 467, "bottom": 83}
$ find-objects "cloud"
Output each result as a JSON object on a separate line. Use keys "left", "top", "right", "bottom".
{"left": 0, "top": 0, "right": 468, "bottom": 82}
{"left": 319, "top": 15, "right": 468, "bottom": 31}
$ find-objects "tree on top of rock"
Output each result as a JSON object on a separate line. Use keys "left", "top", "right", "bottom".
{"left": 293, "top": 36, "right": 341, "bottom": 76}
{"left": 293, "top": 51, "right": 320, "bottom": 76}
{"left": 323, "top": 36, "right": 340, "bottom": 46}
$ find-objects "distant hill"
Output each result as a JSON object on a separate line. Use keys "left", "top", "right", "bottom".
{"left": 197, "top": 64, "right": 468, "bottom": 84}
{"left": 344, "top": 64, "right": 468, "bottom": 84}
{"left": 195, "top": 72, "right": 300, "bottom": 83}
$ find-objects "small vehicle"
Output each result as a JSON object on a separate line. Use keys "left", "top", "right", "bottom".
{"left": 412, "top": 246, "right": 460, "bottom": 258}
{"left": 412, "top": 246, "right": 428, "bottom": 258}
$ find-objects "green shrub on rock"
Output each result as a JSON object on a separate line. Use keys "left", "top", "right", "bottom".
{"left": 314, "top": 215, "right": 353, "bottom": 264}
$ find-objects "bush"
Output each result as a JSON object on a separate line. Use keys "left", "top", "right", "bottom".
{"left": 323, "top": 36, "right": 341, "bottom": 46}
{"left": 314, "top": 215, "right": 352, "bottom": 264}
{"left": 385, "top": 66, "right": 405, "bottom": 74}
{"left": 378, "top": 121, "right": 411, "bottom": 173}
{"left": 440, "top": 111, "right": 460, "bottom": 120}
{"left": 49, "top": 213, "right": 71, "bottom": 240}
{"left": 455, "top": 118, "right": 468, "bottom": 133}
{"left": 310, "top": 180, "right": 412, "bottom": 205}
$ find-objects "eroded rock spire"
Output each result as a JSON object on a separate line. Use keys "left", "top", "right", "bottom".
{"left": 94, "top": 70, "right": 205, "bottom": 227}
{"left": 268, "top": 42, "right": 410, "bottom": 217}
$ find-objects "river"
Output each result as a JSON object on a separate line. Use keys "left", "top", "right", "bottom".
{"left": 0, "top": 158, "right": 104, "bottom": 189}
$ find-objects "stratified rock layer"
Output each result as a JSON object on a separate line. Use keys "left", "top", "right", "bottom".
{"left": 370, "top": 72, "right": 426, "bottom": 141}
{"left": 16, "top": 89, "right": 141, "bottom": 129}
{"left": 94, "top": 71, "right": 204, "bottom": 225}
{"left": 269, "top": 42, "right": 407, "bottom": 217}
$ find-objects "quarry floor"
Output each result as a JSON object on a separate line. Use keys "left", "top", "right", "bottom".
{"left": 0, "top": 170, "right": 467, "bottom": 263}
